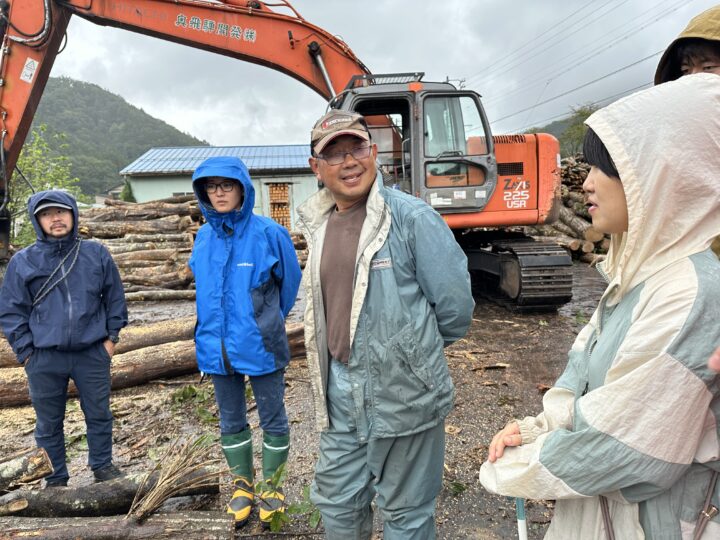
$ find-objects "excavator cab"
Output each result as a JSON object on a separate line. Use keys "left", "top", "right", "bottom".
{"left": 332, "top": 73, "right": 496, "bottom": 213}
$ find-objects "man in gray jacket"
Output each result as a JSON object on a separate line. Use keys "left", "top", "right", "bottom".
{"left": 297, "top": 110, "right": 474, "bottom": 539}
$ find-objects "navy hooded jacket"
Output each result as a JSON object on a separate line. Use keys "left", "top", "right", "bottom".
{"left": 189, "top": 157, "right": 301, "bottom": 376}
{"left": 0, "top": 190, "right": 127, "bottom": 362}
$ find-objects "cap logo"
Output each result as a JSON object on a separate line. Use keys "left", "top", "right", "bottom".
{"left": 321, "top": 116, "right": 352, "bottom": 129}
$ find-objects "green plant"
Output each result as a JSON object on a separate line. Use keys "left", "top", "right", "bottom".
{"left": 170, "top": 384, "right": 218, "bottom": 425}
{"left": 11, "top": 125, "right": 88, "bottom": 246}
{"left": 575, "top": 310, "right": 589, "bottom": 325}
{"left": 288, "top": 484, "right": 322, "bottom": 530}
{"left": 120, "top": 180, "right": 136, "bottom": 202}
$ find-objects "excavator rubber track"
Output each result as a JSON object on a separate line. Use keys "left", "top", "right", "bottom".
{"left": 457, "top": 232, "right": 573, "bottom": 311}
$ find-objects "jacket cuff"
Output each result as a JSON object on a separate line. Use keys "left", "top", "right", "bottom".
{"left": 16, "top": 348, "right": 33, "bottom": 365}
{"left": 516, "top": 417, "right": 543, "bottom": 445}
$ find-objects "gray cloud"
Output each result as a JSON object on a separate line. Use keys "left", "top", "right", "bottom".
{"left": 51, "top": 0, "right": 718, "bottom": 145}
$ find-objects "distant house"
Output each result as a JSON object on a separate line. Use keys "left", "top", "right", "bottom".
{"left": 120, "top": 145, "right": 318, "bottom": 229}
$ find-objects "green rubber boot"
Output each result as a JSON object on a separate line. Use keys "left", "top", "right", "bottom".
{"left": 259, "top": 433, "right": 289, "bottom": 528}
{"left": 221, "top": 430, "right": 254, "bottom": 527}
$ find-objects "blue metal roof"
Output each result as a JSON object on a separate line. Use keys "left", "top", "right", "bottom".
{"left": 120, "top": 145, "right": 311, "bottom": 176}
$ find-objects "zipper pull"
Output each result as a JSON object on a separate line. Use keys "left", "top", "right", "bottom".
{"left": 581, "top": 382, "right": 589, "bottom": 396}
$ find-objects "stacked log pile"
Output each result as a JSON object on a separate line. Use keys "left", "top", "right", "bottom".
{"left": 79, "top": 196, "right": 199, "bottom": 298}
{"left": 526, "top": 154, "right": 609, "bottom": 264}
{"left": 79, "top": 195, "right": 307, "bottom": 298}
{"left": 0, "top": 318, "right": 305, "bottom": 407}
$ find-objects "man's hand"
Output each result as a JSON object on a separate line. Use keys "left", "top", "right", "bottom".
{"left": 488, "top": 421, "right": 522, "bottom": 463}
{"left": 709, "top": 346, "right": 720, "bottom": 373}
{"left": 103, "top": 339, "right": 115, "bottom": 359}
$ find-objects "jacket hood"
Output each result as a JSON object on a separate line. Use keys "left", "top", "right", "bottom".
{"left": 586, "top": 73, "right": 720, "bottom": 302}
{"left": 192, "top": 156, "right": 255, "bottom": 234}
{"left": 654, "top": 5, "right": 720, "bottom": 84}
{"left": 27, "top": 190, "right": 79, "bottom": 243}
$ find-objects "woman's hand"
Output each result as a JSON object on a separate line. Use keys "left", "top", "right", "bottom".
{"left": 488, "top": 421, "right": 522, "bottom": 463}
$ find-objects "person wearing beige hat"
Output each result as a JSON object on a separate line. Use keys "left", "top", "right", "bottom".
{"left": 296, "top": 109, "right": 474, "bottom": 539}
{"left": 654, "top": 5, "right": 720, "bottom": 84}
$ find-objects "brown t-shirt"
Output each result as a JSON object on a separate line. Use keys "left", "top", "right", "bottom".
{"left": 320, "top": 201, "right": 367, "bottom": 363}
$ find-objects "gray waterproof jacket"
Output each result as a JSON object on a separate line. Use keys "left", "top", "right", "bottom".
{"left": 297, "top": 174, "right": 474, "bottom": 439}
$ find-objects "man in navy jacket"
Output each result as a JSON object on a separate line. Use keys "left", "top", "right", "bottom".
{"left": 0, "top": 190, "right": 127, "bottom": 487}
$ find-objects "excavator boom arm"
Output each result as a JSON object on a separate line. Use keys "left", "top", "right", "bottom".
{"left": 0, "top": 0, "right": 369, "bottom": 231}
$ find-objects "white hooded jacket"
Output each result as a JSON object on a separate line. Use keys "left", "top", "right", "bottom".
{"left": 480, "top": 74, "right": 720, "bottom": 539}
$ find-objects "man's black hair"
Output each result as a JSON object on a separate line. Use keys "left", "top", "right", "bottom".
{"left": 675, "top": 38, "right": 720, "bottom": 69}
{"left": 583, "top": 127, "right": 620, "bottom": 179}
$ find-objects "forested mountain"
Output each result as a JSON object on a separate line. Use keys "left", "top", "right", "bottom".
{"left": 31, "top": 77, "right": 206, "bottom": 195}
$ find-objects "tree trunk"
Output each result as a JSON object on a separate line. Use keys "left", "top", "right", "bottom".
{"left": 106, "top": 242, "right": 193, "bottom": 255}
{"left": 114, "top": 318, "right": 195, "bottom": 355}
{"left": 124, "top": 290, "right": 197, "bottom": 302}
{"left": 0, "top": 324, "right": 306, "bottom": 403}
{"left": 79, "top": 216, "right": 194, "bottom": 238}
{"left": 81, "top": 204, "right": 200, "bottom": 222}
{"left": 104, "top": 195, "right": 196, "bottom": 206}
{"left": 112, "top": 249, "right": 191, "bottom": 263}
{"left": 0, "top": 448, "right": 53, "bottom": 491}
{"left": 558, "top": 206, "right": 604, "bottom": 242}
{"left": 0, "top": 340, "right": 197, "bottom": 407}
{"left": 0, "top": 511, "right": 234, "bottom": 539}
{"left": 0, "top": 338, "right": 17, "bottom": 369}
{"left": 0, "top": 469, "right": 219, "bottom": 517}
{"left": 102, "top": 233, "right": 194, "bottom": 245}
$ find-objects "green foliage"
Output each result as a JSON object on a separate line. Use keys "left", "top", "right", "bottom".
{"left": 170, "top": 384, "right": 218, "bottom": 425}
{"left": 120, "top": 180, "right": 136, "bottom": 202}
{"left": 32, "top": 77, "right": 207, "bottom": 196}
{"left": 288, "top": 484, "right": 322, "bottom": 529}
{"left": 11, "top": 125, "right": 86, "bottom": 246}
{"left": 448, "top": 480, "right": 468, "bottom": 496}
{"left": 524, "top": 104, "right": 598, "bottom": 157}
{"left": 558, "top": 105, "right": 597, "bottom": 157}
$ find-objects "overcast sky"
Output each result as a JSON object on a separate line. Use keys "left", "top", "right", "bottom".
{"left": 50, "top": 0, "right": 717, "bottom": 147}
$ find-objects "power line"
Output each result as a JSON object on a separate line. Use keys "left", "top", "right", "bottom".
{"left": 500, "top": 81, "right": 653, "bottom": 134}
{"left": 482, "top": 0, "right": 693, "bottom": 108}
{"left": 490, "top": 50, "right": 661, "bottom": 124}
{"left": 470, "top": 0, "right": 597, "bottom": 76}
{"left": 469, "top": 0, "right": 633, "bottom": 89}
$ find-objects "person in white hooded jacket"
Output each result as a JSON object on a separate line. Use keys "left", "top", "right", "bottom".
{"left": 480, "top": 73, "right": 720, "bottom": 539}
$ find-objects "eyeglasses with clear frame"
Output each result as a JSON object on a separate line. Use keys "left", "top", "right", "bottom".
{"left": 205, "top": 181, "right": 236, "bottom": 193}
{"left": 318, "top": 143, "right": 372, "bottom": 166}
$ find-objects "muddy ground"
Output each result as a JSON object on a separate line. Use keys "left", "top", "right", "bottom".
{"left": 0, "top": 263, "right": 605, "bottom": 539}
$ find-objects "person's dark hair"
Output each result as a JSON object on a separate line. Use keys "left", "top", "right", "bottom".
{"left": 675, "top": 38, "right": 720, "bottom": 69}
{"left": 583, "top": 127, "right": 619, "bottom": 179}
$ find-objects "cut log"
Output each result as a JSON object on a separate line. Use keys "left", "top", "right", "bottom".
{"left": 104, "top": 194, "right": 196, "bottom": 206}
{"left": 558, "top": 206, "right": 604, "bottom": 242}
{"left": 79, "top": 216, "right": 194, "bottom": 238}
{"left": 0, "top": 511, "right": 234, "bottom": 539}
{"left": 115, "top": 259, "right": 188, "bottom": 270}
{"left": 0, "top": 338, "right": 17, "bottom": 368}
{"left": 0, "top": 448, "right": 53, "bottom": 491}
{"left": 0, "top": 324, "right": 306, "bottom": 402}
{"left": 0, "top": 340, "right": 197, "bottom": 407}
{"left": 106, "top": 242, "right": 192, "bottom": 255}
{"left": 102, "top": 233, "right": 194, "bottom": 245}
{"left": 548, "top": 220, "right": 576, "bottom": 238}
{"left": 0, "top": 468, "right": 219, "bottom": 517}
{"left": 115, "top": 318, "right": 195, "bottom": 355}
{"left": 124, "top": 290, "right": 197, "bottom": 302}
{"left": 80, "top": 203, "right": 200, "bottom": 222}
{"left": 112, "top": 249, "right": 191, "bottom": 263}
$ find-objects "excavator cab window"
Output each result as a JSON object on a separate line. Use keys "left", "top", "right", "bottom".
{"left": 423, "top": 95, "right": 488, "bottom": 189}
{"left": 352, "top": 99, "right": 412, "bottom": 193}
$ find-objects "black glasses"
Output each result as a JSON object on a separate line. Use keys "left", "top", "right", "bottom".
{"left": 318, "top": 144, "right": 371, "bottom": 165}
{"left": 205, "top": 181, "right": 236, "bottom": 193}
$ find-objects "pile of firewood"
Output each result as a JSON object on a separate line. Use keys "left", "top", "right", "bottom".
{"left": 526, "top": 154, "right": 609, "bottom": 264}
{"left": 0, "top": 317, "right": 305, "bottom": 408}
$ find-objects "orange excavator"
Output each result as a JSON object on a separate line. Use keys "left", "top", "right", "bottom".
{"left": 0, "top": 0, "right": 572, "bottom": 309}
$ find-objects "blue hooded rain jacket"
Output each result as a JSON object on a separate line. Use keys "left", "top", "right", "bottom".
{"left": 189, "top": 157, "right": 301, "bottom": 376}
{"left": 0, "top": 190, "right": 127, "bottom": 362}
